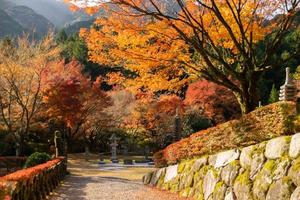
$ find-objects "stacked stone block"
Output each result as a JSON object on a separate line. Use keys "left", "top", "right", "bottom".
{"left": 143, "top": 133, "right": 300, "bottom": 200}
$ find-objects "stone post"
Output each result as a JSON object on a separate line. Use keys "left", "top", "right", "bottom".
{"left": 144, "top": 145, "right": 150, "bottom": 161}
{"left": 85, "top": 146, "right": 90, "bottom": 161}
{"left": 15, "top": 142, "right": 20, "bottom": 157}
{"left": 14, "top": 130, "right": 21, "bottom": 157}
{"left": 54, "top": 131, "right": 61, "bottom": 158}
{"left": 174, "top": 107, "right": 182, "bottom": 142}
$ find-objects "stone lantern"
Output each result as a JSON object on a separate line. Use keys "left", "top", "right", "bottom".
{"left": 279, "top": 67, "right": 297, "bottom": 101}
{"left": 109, "top": 134, "right": 120, "bottom": 163}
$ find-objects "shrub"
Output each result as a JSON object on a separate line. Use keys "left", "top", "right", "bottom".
{"left": 24, "top": 152, "right": 51, "bottom": 168}
{"left": 154, "top": 101, "right": 296, "bottom": 167}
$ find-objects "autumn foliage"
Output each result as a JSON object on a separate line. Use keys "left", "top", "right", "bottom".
{"left": 71, "top": 0, "right": 300, "bottom": 113}
{"left": 184, "top": 80, "right": 240, "bottom": 123}
{"left": 42, "top": 60, "right": 112, "bottom": 140}
{"left": 154, "top": 102, "right": 296, "bottom": 167}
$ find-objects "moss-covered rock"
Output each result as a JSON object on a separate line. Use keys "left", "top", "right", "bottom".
{"left": 150, "top": 168, "right": 166, "bottom": 186}
{"left": 266, "top": 177, "right": 295, "bottom": 200}
{"left": 178, "top": 162, "right": 186, "bottom": 174}
{"left": 193, "top": 180, "right": 204, "bottom": 200}
{"left": 184, "top": 172, "right": 195, "bottom": 188}
{"left": 250, "top": 145, "right": 266, "bottom": 180}
{"left": 240, "top": 145, "right": 256, "bottom": 169}
{"left": 221, "top": 160, "right": 240, "bottom": 186}
{"left": 192, "top": 156, "right": 208, "bottom": 172}
{"left": 289, "top": 133, "right": 300, "bottom": 158}
{"left": 164, "top": 164, "right": 178, "bottom": 183}
{"left": 180, "top": 187, "right": 191, "bottom": 197}
{"left": 273, "top": 157, "right": 291, "bottom": 180}
{"left": 265, "top": 136, "right": 291, "bottom": 159}
{"left": 288, "top": 157, "right": 300, "bottom": 186}
{"left": 253, "top": 160, "right": 276, "bottom": 200}
{"left": 291, "top": 186, "right": 300, "bottom": 200}
{"left": 143, "top": 171, "right": 153, "bottom": 185}
{"left": 203, "top": 169, "right": 220, "bottom": 200}
{"left": 234, "top": 170, "right": 253, "bottom": 200}
{"left": 212, "top": 181, "right": 227, "bottom": 200}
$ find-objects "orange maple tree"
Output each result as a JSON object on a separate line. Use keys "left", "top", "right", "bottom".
{"left": 68, "top": 0, "right": 300, "bottom": 113}
{"left": 42, "top": 60, "right": 112, "bottom": 141}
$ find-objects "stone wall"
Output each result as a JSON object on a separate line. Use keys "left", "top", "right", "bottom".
{"left": 143, "top": 133, "right": 300, "bottom": 200}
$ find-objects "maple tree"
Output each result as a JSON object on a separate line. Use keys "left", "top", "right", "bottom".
{"left": 124, "top": 93, "right": 184, "bottom": 147}
{"left": 70, "top": 0, "right": 300, "bottom": 113}
{"left": 0, "top": 35, "right": 60, "bottom": 152}
{"left": 184, "top": 80, "right": 240, "bottom": 123}
{"left": 42, "top": 60, "right": 112, "bottom": 142}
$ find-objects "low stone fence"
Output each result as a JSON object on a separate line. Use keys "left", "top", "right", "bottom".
{"left": 0, "top": 157, "right": 66, "bottom": 200}
{"left": 143, "top": 133, "right": 300, "bottom": 200}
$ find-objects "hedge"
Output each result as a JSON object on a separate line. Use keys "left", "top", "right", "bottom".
{"left": 0, "top": 157, "right": 66, "bottom": 200}
{"left": 154, "top": 101, "right": 297, "bottom": 167}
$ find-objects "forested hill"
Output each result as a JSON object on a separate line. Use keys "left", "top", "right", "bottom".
{"left": 0, "top": 9, "right": 24, "bottom": 38}
{"left": 5, "top": 6, "right": 55, "bottom": 37}
{"left": 0, "top": 0, "right": 97, "bottom": 38}
{"left": 1, "top": 0, "right": 75, "bottom": 27}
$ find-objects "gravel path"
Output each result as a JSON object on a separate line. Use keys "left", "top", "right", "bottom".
{"left": 49, "top": 154, "right": 189, "bottom": 200}
{"left": 50, "top": 175, "right": 187, "bottom": 200}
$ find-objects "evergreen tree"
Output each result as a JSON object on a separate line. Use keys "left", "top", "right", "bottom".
{"left": 56, "top": 29, "right": 68, "bottom": 44}
{"left": 268, "top": 84, "right": 279, "bottom": 104}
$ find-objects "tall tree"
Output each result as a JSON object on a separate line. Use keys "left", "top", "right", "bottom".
{"left": 0, "top": 35, "right": 60, "bottom": 152}
{"left": 70, "top": 0, "right": 300, "bottom": 113}
{"left": 42, "top": 60, "right": 112, "bottom": 142}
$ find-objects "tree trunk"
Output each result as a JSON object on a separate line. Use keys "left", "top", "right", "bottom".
{"left": 234, "top": 75, "right": 260, "bottom": 114}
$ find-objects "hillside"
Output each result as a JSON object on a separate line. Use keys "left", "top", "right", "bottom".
{"left": 4, "top": 0, "right": 75, "bottom": 28}
{"left": 65, "top": 19, "right": 95, "bottom": 34}
{"left": 0, "top": 9, "right": 24, "bottom": 38}
{"left": 5, "top": 6, "right": 55, "bottom": 38}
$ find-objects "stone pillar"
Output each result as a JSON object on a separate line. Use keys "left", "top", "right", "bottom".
{"left": 15, "top": 142, "right": 20, "bottom": 157}
{"left": 144, "top": 145, "right": 150, "bottom": 161}
{"left": 174, "top": 107, "right": 182, "bottom": 142}
{"left": 85, "top": 146, "right": 90, "bottom": 161}
{"left": 279, "top": 67, "right": 297, "bottom": 101}
{"left": 54, "top": 131, "right": 61, "bottom": 158}
{"left": 14, "top": 130, "right": 21, "bottom": 157}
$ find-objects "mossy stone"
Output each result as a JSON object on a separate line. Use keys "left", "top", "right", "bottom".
{"left": 212, "top": 181, "right": 227, "bottom": 200}
{"left": 221, "top": 160, "right": 240, "bottom": 186}
{"left": 266, "top": 177, "right": 295, "bottom": 200}
{"left": 253, "top": 160, "right": 276, "bottom": 200}
{"left": 288, "top": 157, "right": 300, "bottom": 186}
{"left": 178, "top": 162, "right": 186, "bottom": 174}
{"left": 234, "top": 170, "right": 253, "bottom": 200}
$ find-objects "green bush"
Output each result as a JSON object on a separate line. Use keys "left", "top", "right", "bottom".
{"left": 24, "top": 152, "right": 51, "bottom": 168}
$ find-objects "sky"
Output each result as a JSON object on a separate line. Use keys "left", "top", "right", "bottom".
{"left": 70, "top": 0, "right": 104, "bottom": 7}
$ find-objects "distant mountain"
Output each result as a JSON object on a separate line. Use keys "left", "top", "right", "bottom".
{"left": 0, "top": 9, "right": 24, "bottom": 38}
{"left": 5, "top": 6, "right": 55, "bottom": 38}
{"left": 5, "top": 0, "right": 93, "bottom": 28}
{"left": 65, "top": 19, "right": 95, "bottom": 34}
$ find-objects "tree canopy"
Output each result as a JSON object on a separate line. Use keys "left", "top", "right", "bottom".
{"left": 69, "top": 0, "right": 300, "bottom": 113}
